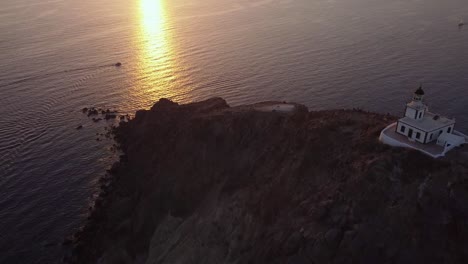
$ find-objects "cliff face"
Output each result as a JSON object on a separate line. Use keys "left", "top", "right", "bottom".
{"left": 71, "top": 98, "right": 468, "bottom": 264}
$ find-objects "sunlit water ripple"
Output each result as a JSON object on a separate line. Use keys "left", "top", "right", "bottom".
{"left": 0, "top": 0, "right": 467, "bottom": 262}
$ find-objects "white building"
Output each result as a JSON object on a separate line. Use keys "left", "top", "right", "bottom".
{"left": 379, "top": 86, "right": 466, "bottom": 158}
{"left": 395, "top": 86, "right": 457, "bottom": 147}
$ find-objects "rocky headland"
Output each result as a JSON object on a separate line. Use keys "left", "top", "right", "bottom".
{"left": 69, "top": 98, "right": 468, "bottom": 264}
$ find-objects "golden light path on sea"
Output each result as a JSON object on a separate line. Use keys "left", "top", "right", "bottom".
{"left": 140, "top": 0, "right": 167, "bottom": 59}
{"left": 134, "top": 0, "right": 180, "bottom": 107}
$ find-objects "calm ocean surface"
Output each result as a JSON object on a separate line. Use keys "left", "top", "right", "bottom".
{"left": 0, "top": 0, "right": 467, "bottom": 262}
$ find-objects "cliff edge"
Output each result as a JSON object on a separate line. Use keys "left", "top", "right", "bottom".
{"left": 70, "top": 98, "right": 468, "bottom": 264}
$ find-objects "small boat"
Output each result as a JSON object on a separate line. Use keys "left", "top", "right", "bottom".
{"left": 115, "top": 62, "right": 122, "bottom": 67}
{"left": 458, "top": 20, "right": 464, "bottom": 27}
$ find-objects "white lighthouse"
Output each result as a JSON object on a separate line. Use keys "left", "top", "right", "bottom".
{"left": 380, "top": 85, "right": 466, "bottom": 158}
{"left": 395, "top": 85, "right": 456, "bottom": 144}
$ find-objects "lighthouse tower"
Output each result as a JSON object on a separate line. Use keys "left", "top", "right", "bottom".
{"left": 404, "top": 85, "right": 427, "bottom": 121}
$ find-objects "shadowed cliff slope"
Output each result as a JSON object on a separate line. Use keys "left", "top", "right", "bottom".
{"left": 71, "top": 98, "right": 468, "bottom": 264}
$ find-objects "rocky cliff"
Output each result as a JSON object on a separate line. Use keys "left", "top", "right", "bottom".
{"left": 70, "top": 98, "right": 468, "bottom": 264}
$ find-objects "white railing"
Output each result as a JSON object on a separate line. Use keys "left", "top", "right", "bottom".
{"left": 453, "top": 130, "right": 468, "bottom": 142}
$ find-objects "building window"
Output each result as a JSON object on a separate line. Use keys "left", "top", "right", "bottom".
{"left": 400, "top": 125, "right": 406, "bottom": 133}
{"left": 430, "top": 134, "right": 433, "bottom": 140}
{"left": 447, "top": 127, "right": 452, "bottom": 133}
{"left": 416, "top": 132, "right": 421, "bottom": 139}
{"left": 439, "top": 130, "right": 443, "bottom": 135}
{"left": 419, "top": 112, "right": 422, "bottom": 119}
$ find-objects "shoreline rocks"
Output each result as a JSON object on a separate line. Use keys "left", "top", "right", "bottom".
{"left": 81, "top": 107, "right": 125, "bottom": 121}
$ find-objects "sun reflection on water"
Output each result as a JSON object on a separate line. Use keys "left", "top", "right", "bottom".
{"left": 134, "top": 0, "right": 179, "bottom": 106}
{"left": 140, "top": 0, "right": 167, "bottom": 59}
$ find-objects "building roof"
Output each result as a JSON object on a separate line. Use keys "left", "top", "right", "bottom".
{"left": 399, "top": 112, "right": 455, "bottom": 132}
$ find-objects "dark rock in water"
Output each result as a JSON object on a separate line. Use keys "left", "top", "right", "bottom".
{"left": 92, "top": 118, "right": 102, "bottom": 123}
{"left": 82, "top": 107, "right": 88, "bottom": 113}
{"left": 115, "top": 62, "right": 122, "bottom": 67}
{"left": 76, "top": 125, "right": 83, "bottom": 130}
{"left": 105, "top": 114, "right": 117, "bottom": 120}
{"left": 87, "top": 108, "right": 98, "bottom": 116}
{"left": 71, "top": 98, "right": 468, "bottom": 264}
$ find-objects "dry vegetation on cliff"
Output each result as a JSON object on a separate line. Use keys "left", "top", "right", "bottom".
{"left": 70, "top": 98, "right": 468, "bottom": 264}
